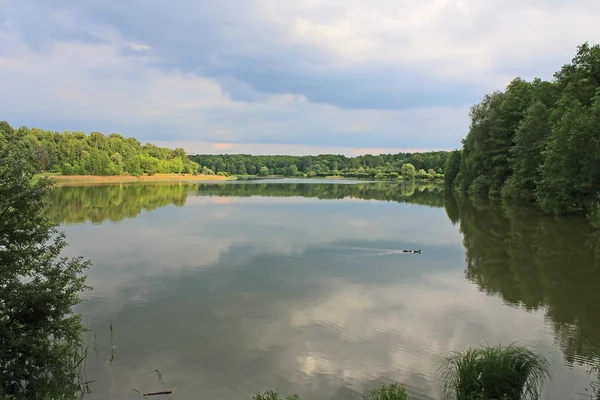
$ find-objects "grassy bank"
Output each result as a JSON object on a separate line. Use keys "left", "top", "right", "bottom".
{"left": 47, "top": 173, "right": 235, "bottom": 185}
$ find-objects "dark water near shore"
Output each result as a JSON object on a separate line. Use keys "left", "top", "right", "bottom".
{"left": 51, "top": 180, "right": 600, "bottom": 399}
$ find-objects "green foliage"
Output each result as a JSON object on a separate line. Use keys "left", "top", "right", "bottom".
{"left": 259, "top": 166, "right": 271, "bottom": 176}
{"left": 0, "top": 130, "right": 90, "bottom": 398}
{"left": 502, "top": 101, "right": 551, "bottom": 201}
{"left": 0, "top": 122, "right": 200, "bottom": 176}
{"left": 365, "top": 383, "right": 410, "bottom": 400}
{"left": 588, "top": 196, "right": 600, "bottom": 229}
{"left": 444, "top": 150, "right": 462, "bottom": 187}
{"left": 439, "top": 344, "right": 551, "bottom": 400}
{"left": 288, "top": 164, "right": 298, "bottom": 176}
{"left": 400, "top": 163, "right": 417, "bottom": 179}
{"left": 455, "top": 43, "right": 600, "bottom": 223}
{"left": 416, "top": 168, "right": 431, "bottom": 180}
{"left": 253, "top": 389, "right": 299, "bottom": 400}
{"left": 190, "top": 152, "right": 449, "bottom": 180}
{"left": 252, "top": 384, "right": 411, "bottom": 400}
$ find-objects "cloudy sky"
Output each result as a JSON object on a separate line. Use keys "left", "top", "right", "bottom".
{"left": 1, "top": 0, "right": 599, "bottom": 155}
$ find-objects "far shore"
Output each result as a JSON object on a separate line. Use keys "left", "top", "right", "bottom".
{"left": 47, "top": 174, "right": 235, "bottom": 185}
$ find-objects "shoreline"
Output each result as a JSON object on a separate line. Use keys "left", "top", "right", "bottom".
{"left": 47, "top": 174, "right": 235, "bottom": 185}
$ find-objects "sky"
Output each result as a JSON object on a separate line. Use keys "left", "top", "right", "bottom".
{"left": 1, "top": 0, "right": 599, "bottom": 156}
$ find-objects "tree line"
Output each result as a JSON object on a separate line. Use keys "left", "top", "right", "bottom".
{"left": 2, "top": 120, "right": 452, "bottom": 181}
{"left": 0, "top": 121, "right": 201, "bottom": 176}
{"left": 445, "top": 43, "right": 600, "bottom": 226}
{"left": 189, "top": 152, "right": 449, "bottom": 180}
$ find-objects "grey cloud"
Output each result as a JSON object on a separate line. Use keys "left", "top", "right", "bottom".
{"left": 4, "top": 0, "right": 485, "bottom": 110}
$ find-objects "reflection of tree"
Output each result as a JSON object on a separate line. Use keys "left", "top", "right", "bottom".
{"left": 195, "top": 182, "right": 445, "bottom": 207}
{"left": 50, "top": 182, "right": 447, "bottom": 225}
{"left": 450, "top": 193, "right": 600, "bottom": 365}
{"left": 50, "top": 184, "right": 189, "bottom": 224}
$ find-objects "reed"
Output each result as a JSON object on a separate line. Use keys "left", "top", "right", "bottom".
{"left": 439, "top": 344, "right": 551, "bottom": 400}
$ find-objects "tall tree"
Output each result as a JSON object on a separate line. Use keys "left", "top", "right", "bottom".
{"left": 0, "top": 124, "right": 90, "bottom": 397}
{"left": 502, "top": 101, "right": 551, "bottom": 201}
{"left": 444, "top": 150, "right": 462, "bottom": 187}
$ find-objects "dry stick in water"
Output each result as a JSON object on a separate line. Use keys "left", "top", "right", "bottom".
{"left": 143, "top": 391, "right": 173, "bottom": 396}
{"left": 133, "top": 388, "right": 174, "bottom": 397}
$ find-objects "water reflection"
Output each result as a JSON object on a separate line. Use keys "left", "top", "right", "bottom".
{"left": 50, "top": 180, "right": 443, "bottom": 225}
{"left": 51, "top": 182, "right": 600, "bottom": 400}
{"left": 453, "top": 195, "right": 600, "bottom": 366}
{"left": 50, "top": 183, "right": 188, "bottom": 224}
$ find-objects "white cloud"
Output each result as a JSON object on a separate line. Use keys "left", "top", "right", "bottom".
{"left": 1, "top": 0, "right": 599, "bottom": 151}
{"left": 265, "top": 0, "right": 600, "bottom": 82}
{"left": 0, "top": 25, "right": 468, "bottom": 149}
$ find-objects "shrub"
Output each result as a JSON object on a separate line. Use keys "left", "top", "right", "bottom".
{"left": 253, "top": 390, "right": 299, "bottom": 400}
{"left": 439, "top": 344, "right": 551, "bottom": 400}
{"left": 365, "top": 383, "right": 410, "bottom": 400}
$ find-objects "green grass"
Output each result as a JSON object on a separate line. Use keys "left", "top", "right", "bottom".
{"left": 439, "top": 344, "right": 551, "bottom": 400}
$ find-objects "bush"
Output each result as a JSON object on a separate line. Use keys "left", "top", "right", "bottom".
{"left": 253, "top": 390, "right": 299, "bottom": 400}
{"left": 439, "top": 344, "right": 550, "bottom": 400}
{"left": 416, "top": 169, "right": 430, "bottom": 180}
{"left": 366, "top": 383, "right": 410, "bottom": 400}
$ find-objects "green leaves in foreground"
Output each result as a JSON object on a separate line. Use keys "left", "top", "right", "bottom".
{"left": 439, "top": 344, "right": 551, "bottom": 400}
{"left": 253, "top": 384, "right": 411, "bottom": 400}
{"left": 1, "top": 129, "right": 91, "bottom": 398}
{"left": 365, "top": 383, "right": 411, "bottom": 400}
{"left": 253, "top": 389, "right": 299, "bottom": 400}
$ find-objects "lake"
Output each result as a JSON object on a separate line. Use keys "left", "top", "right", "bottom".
{"left": 51, "top": 180, "right": 600, "bottom": 400}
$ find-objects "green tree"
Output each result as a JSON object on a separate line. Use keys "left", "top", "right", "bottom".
{"left": 444, "top": 150, "right": 462, "bottom": 187}
{"left": 502, "top": 101, "right": 551, "bottom": 201}
{"left": 0, "top": 127, "right": 90, "bottom": 398}
{"left": 416, "top": 169, "right": 429, "bottom": 180}
{"left": 400, "top": 163, "right": 416, "bottom": 179}
{"left": 538, "top": 92, "right": 600, "bottom": 213}
{"left": 288, "top": 164, "right": 298, "bottom": 176}
{"left": 258, "top": 166, "right": 270, "bottom": 176}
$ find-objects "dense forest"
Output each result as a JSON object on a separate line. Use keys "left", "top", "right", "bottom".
{"left": 446, "top": 43, "right": 600, "bottom": 226}
{"left": 1, "top": 120, "right": 449, "bottom": 181}
{"left": 189, "top": 152, "right": 449, "bottom": 180}
{"left": 0, "top": 121, "right": 200, "bottom": 176}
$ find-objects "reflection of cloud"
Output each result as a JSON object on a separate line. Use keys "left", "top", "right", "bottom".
{"left": 262, "top": 273, "right": 591, "bottom": 400}
{"left": 61, "top": 186, "right": 594, "bottom": 400}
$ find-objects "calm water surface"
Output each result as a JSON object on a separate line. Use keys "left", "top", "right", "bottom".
{"left": 51, "top": 180, "right": 600, "bottom": 400}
